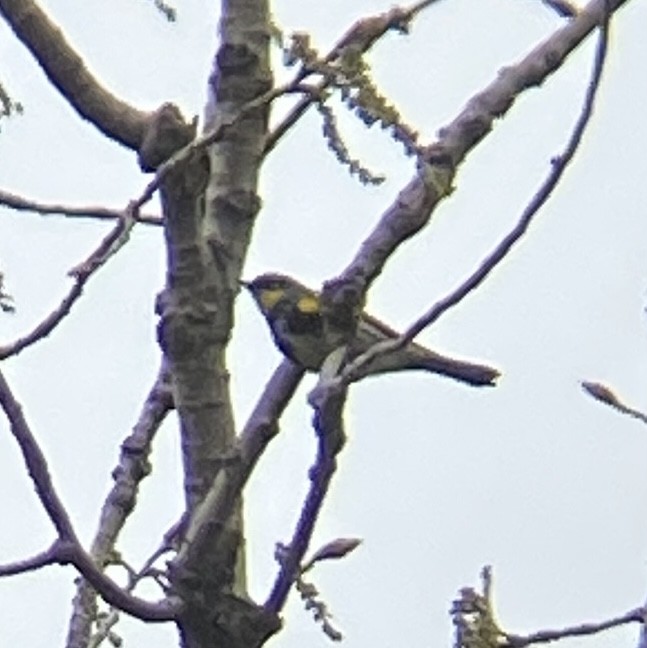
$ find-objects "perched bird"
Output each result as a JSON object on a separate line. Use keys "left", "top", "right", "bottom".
{"left": 241, "top": 272, "right": 498, "bottom": 387}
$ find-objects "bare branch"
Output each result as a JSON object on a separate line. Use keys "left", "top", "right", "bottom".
{"left": 0, "top": 368, "right": 77, "bottom": 539}
{"left": 265, "top": 0, "right": 444, "bottom": 155}
{"left": 130, "top": 2, "right": 443, "bottom": 210}
{"left": 0, "top": 188, "right": 162, "bottom": 225}
{"left": 335, "top": 0, "right": 613, "bottom": 386}
{"left": 336, "top": 0, "right": 622, "bottom": 304}
{"left": 505, "top": 607, "right": 644, "bottom": 647}
{"left": 85, "top": 543, "right": 175, "bottom": 647}
{"left": 60, "top": 541, "right": 177, "bottom": 623}
{"left": 0, "top": 205, "right": 136, "bottom": 360}
{"left": 540, "top": 0, "right": 580, "bottom": 17}
{"left": 450, "top": 565, "right": 644, "bottom": 648}
{"left": 265, "top": 374, "right": 347, "bottom": 614}
{"left": 0, "top": 543, "right": 59, "bottom": 577}
{"left": 637, "top": 592, "right": 647, "bottom": 648}
{"left": 89, "top": 362, "right": 173, "bottom": 556}
{"left": 582, "top": 381, "right": 647, "bottom": 424}
{"left": 0, "top": 0, "right": 150, "bottom": 149}
{"left": 0, "top": 370, "right": 178, "bottom": 621}
{"left": 67, "top": 363, "right": 173, "bottom": 647}
{"left": 292, "top": 1, "right": 622, "bottom": 395}
{"left": 133, "top": 82, "right": 318, "bottom": 212}
{"left": 174, "top": 360, "right": 304, "bottom": 570}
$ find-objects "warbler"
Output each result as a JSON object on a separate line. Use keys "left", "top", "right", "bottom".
{"left": 241, "top": 272, "right": 498, "bottom": 387}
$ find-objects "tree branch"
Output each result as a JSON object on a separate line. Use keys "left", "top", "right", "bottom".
{"left": 264, "top": 372, "right": 347, "bottom": 614}
{"left": 0, "top": 544, "right": 58, "bottom": 577}
{"left": 66, "top": 362, "right": 173, "bottom": 647}
{"left": 0, "top": 368, "right": 177, "bottom": 622}
{"left": 130, "top": 1, "right": 443, "bottom": 208}
{"left": 173, "top": 360, "right": 304, "bottom": 567}
{"left": 59, "top": 541, "right": 177, "bottom": 623}
{"left": 0, "top": 0, "right": 150, "bottom": 149}
{"left": 0, "top": 204, "right": 136, "bottom": 359}
{"left": 581, "top": 381, "right": 647, "bottom": 425}
{"left": 264, "top": 0, "right": 445, "bottom": 154}
{"left": 132, "top": 82, "right": 317, "bottom": 213}
{"left": 0, "top": 188, "right": 161, "bottom": 225}
{"left": 323, "top": 0, "right": 615, "bottom": 386}
{"left": 0, "top": 368, "right": 77, "bottom": 538}
{"left": 338, "top": 0, "right": 624, "bottom": 296}
{"left": 505, "top": 607, "right": 644, "bottom": 646}
{"left": 0, "top": 541, "right": 178, "bottom": 622}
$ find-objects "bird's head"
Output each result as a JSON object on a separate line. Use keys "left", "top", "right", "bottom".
{"left": 240, "top": 273, "right": 312, "bottom": 315}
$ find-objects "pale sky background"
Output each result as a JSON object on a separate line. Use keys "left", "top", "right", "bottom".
{"left": 1, "top": 1, "right": 647, "bottom": 647}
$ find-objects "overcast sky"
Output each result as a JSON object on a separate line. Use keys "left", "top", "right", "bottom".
{"left": 2, "top": 1, "right": 647, "bottom": 647}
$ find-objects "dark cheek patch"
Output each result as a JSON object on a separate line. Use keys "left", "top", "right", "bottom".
{"left": 289, "top": 309, "right": 323, "bottom": 335}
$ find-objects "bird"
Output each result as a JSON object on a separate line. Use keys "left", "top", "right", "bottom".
{"left": 241, "top": 272, "right": 498, "bottom": 386}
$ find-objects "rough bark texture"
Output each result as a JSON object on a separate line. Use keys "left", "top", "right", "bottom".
{"left": 157, "top": 0, "right": 275, "bottom": 646}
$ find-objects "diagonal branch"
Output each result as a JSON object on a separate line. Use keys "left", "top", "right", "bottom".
{"left": 0, "top": 204, "right": 137, "bottom": 359}
{"left": 0, "top": 368, "right": 177, "bottom": 622}
{"left": 0, "top": 368, "right": 77, "bottom": 539}
{"left": 265, "top": 0, "right": 445, "bottom": 155}
{"left": 338, "top": 0, "right": 625, "bottom": 297}
{"left": 132, "top": 82, "right": 318, "bottom": 212}
{"left": 173, "top": 360, "right": 304, "bottom": 568}
{"left": 264, "top": 374, "right": 347, "bottom": 615}
{"left": 60, "top": 541, "right": 177, "bottom": 623}
{"left": 0, "top": 0, "right": 150, "bottom": 149}
{"left": 337, "top": 0, "right": 612, "bottom": 385}
{"left": 66, "top": 362, "right": 173, "bottom": 647}
{"left": 128, "top": 0, "right": 440, "bottom": 212}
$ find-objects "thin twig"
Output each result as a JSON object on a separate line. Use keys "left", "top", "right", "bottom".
{"left": 88, "top": 545, "right": 174, "bottom": 647}
{"left": 540, "top": 0, "right": 580, "bottom": 17}
{"left": 264, "top": 0, "right": 443, "bottom": 155}
{"left": 0, "top": 204, "right": 137, "bottom": 359}
{"left": 130, "top": 1, "right": 443, "bottom": 211}
{"left": 0, "top": 188, "right": 161, "bottom": 225}
{"left": 505, "top": 607, "right": 644, "bottom": 647}
{"left": 581, "top": 381, "right": 647, "bottom": 425}
{"left": 637, "top": 593, "right": 647, "bottom": 648}
{"left": 133, "top": 83, "right": 319, "bottom": 212}
{"left": 0, "top": 543, "right": 59, "bottom": 577}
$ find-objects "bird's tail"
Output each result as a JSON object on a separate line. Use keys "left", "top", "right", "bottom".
{"left": 354, "top": 314, "right": 499, "bottom": 386}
